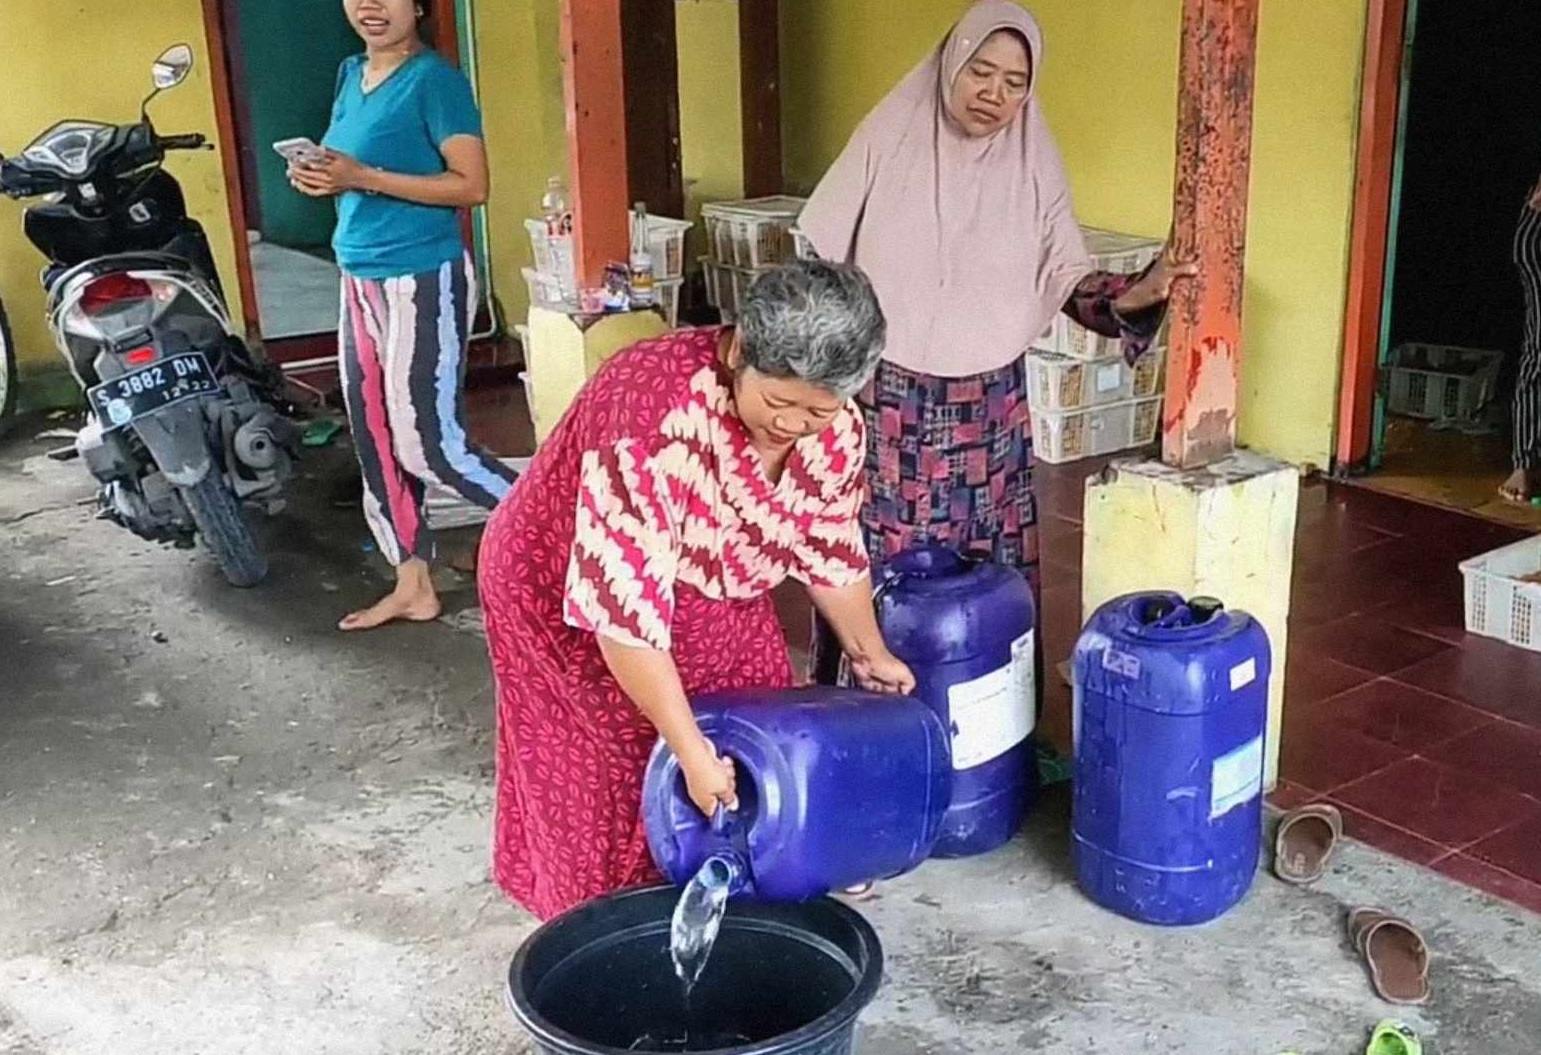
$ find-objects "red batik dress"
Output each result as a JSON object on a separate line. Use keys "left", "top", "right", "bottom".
{"left": 477, "top": 328, "right": 869, "bottom": 920}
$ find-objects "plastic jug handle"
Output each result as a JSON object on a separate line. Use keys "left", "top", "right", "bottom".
{"left": 710, "top": 804, "right": 733, "bottom": 836}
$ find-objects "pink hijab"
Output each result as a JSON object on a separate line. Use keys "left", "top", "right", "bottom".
{"left": 798, "top": 1, "right": 1092, "bottom": 378}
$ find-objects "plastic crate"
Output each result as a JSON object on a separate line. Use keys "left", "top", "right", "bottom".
{"left": 1082, "top": 226, "right": 1164, "bottom": 273}
{"left": 523, "top": 220, "right": 578, "bottom": 299}
{"left": 702, "top": 196, "right": 806, "bottom": 269}
{"left": 652, "top": 277, "right": 683, "bottom": 327}
{"left": 1039, "top": 313, "right": 1170, "bottom": 362}
{"left": 703, "top": 259, "right": 763, "bottom": 323}
{"left": 1031, "top": 395, "right": 1162, "bottom": 465}
{"left": 1385, "top": 343, "right": 1503, "bottom": 424}
{"left": 522, "top": 266, "right": 570, "bottom": 310}
{"left": 1026, "top": 347, "right": 1165, "bottom": 412}
{"left": 792, "top": 227, "right": 816, "bottom": 261}
{"left": 1460, "top": 536, "right": 1541, "bottom": 652}
{"left": 629, "top": 213, "right": 693, "bottom": 280}
{"left": 703, "top": 257, "right": 733, "bottom": 315}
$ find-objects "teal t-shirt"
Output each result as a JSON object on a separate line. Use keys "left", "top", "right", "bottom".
{"left": 322, "top": 51, "right": 482, "bottom": 279}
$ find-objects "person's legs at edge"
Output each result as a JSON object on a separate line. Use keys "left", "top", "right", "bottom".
{"left": 345, "top": 258, "right": 517, "bottom": 628}
{"left": 337, "top": 272, "right": 439, "bottom": 631}
{"left": 1504, "top": 203, "right": 1541, "bottom": 503}
{"left": 1503, "top": 343, "right": 1541, "bottom": 503}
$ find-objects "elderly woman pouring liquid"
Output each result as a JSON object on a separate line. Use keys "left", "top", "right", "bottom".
{"left": 478, "top": 260, "right": 917, "bottom": 920}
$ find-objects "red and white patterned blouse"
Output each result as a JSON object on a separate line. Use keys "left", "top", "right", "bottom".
{"left": 560, "top": 331, "right": 869, "bottom": 651}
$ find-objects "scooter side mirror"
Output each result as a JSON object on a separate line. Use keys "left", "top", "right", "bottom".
{"left": 151, "top": 45, "right": 195, "bottom": 91}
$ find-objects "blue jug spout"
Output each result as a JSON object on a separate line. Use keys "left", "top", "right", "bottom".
{"left": 700, "top": 849, "right": 750, "bottom": 897}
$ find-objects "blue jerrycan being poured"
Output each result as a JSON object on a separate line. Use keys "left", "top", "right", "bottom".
{"left": 1072, "top": 592, "right": 1272, "bottom": 927}
{"left": 875, "top": 544, "right": 1039, "bottom": 858}
{"left": 641, "top": 687, "right": 953, "bottom": 901}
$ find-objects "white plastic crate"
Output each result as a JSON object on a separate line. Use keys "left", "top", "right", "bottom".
{"left": 1385, "top": 343, "right": 1503, "bottom": 424}
{"left": 1039, "top": 314, "right": 1170, "bottom": 362}
{"left": 791, "top": 227, "right": 816, "bottom": 261}
{"left": 1460, "top": 536, "right": 1541, "bottom": 652}
{"left": 1082, "top": 226, "right": 1164, "bottom": 273}
{"left": 523, "top": 220, "right": 578, "bottom": 299}
{"left": 652, "top": 277, "right": 684, "bottom": 327}
{"left": 528, "top": 214, "right": 692, "bottom": 285}
{"left": 522, "top": 266, "right": 570, "bottom": 310}
{"left": 629, "top": 213, "right": 693, "bottom": 280}
{"left": 1031, "top": 396, "right": 1162, "bottom": 465}
{"left": 703, "top": 259, "right": 763, "bottom": 322}
{"left": 702, "top": 257, "right": 733, "bottom": 315}
{"left": 1026, "top": 347, "right": 1165, "bottom": 412}
{"left": 702, "top": 196, "right": 806, "bottom": 269}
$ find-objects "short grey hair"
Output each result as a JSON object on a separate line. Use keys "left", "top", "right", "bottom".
{"left": 736, "top": 259, "right": 887, "bottom": 399}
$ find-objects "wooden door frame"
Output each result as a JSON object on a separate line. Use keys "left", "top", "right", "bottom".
{"left": 200, "top": 0, "right": 469, "bottom": 366}
{"left": 1335, "top": 0, "right": 1411, "bottom": 471}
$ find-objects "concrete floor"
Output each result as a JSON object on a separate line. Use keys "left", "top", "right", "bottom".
{"left": 2, "top": 425, "right": 1538, "bottom": 1055}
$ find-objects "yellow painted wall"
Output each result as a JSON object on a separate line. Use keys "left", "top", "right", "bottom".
{"left": 677, "top": 0, "right": 745, "bottom": 240}
{"left": 0, "top": 1, "right": 245, "bottom": 387}
{"left": 474, "top": 0, "right": 567, "bottom": 328}
{"left": 780, "top": 0, "right": 1368, "bottom": 468}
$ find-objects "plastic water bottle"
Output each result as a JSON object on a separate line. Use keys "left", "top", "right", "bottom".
{"left": 541, "top": 176, "right": 571, "bottom": 236}
{"left": 629, "top": 202, "right": 656, "bottom": 309}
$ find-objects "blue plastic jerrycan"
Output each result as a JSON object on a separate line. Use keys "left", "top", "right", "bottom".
{"left": 641, "top": 686, "right": 952, "bottom": 901}
{"left": 1072, "top": 591, "right": 1272, "bottom": 926}
{"left": 875, "top": 545, "right": 1039, "bottom": 858}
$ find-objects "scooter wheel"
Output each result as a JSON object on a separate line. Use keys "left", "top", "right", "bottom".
{"left": 179, "top": 475, "right": 268, "bottom": 587}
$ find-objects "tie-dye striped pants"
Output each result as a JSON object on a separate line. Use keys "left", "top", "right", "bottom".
{"left": 339, "top": 254, "right": 517, "bottom": 565}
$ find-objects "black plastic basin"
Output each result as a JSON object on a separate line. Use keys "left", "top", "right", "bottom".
{"left": 508, "top": 885, "right": 883, "bottom": 1055}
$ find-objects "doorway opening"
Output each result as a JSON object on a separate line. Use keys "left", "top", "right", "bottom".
{"left": 203, "top": 0, "right": 498, "bottom": 387}
{"left": 1343, "top": 0, "right": 1541, "bottom": 529}
{"left": 224, "top": 0, "right": 355, "bottom": 342}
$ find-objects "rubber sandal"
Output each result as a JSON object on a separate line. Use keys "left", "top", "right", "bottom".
{"left": 1273, "top": 803, "right": 1343, "bottom": 885}
{"left": 1349, "top": 908, "right": 1431, "bottom": 1006}
{"left": 1365, "top": 1020, "right": 1422, "bottom": 1055}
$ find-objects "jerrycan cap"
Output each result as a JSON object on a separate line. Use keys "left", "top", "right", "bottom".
{"left": 1125, "top": 592, "right": 1228, "bottom": 640}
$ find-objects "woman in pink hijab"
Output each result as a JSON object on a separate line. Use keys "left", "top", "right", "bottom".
{"left": 800, "top": 0, "right": 1193, "bottom": 685}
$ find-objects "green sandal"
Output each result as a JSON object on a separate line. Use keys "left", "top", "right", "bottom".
{"left": 1366, "top": 1020, "right": 1422, "bottom": 1055}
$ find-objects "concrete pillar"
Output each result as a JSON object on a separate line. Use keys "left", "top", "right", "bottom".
{"left": 1082, "top": 451, "right": 1301, "bottom": 786}
{"left": 524, "top": 307, "right": 669, "bottom": 444}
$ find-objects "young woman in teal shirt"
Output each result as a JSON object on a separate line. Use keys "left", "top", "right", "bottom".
{"left": 291, "top": 0, "right": 517, "bottom": 631}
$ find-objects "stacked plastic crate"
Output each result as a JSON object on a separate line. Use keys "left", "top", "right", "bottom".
{"left": 700, "top": 196, "right": 807, "bottom": 323}
{"left": 1027, "top": 227, "right": 1169, "bottom": 465}
{"left": 521, "top": 213, "right": 693, "bottom": 326}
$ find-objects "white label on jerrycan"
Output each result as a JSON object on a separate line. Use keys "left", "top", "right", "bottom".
{"left": 947, "top": 631, "right": 1036, "bottom": 770}
{"left": 1210, "top": 734, "right": 1265, "bottom": 819}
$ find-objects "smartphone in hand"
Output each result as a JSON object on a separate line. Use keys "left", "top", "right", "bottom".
{"left": 273, "top": 138, "right": 325, "bottom": 166}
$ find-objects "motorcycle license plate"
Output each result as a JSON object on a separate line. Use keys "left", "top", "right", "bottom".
{"left": 88, "top": 352, "right": 218, "bottom": 431}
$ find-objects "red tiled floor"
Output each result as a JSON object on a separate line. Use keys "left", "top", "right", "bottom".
{"left": 1333, "top": 758, "right": 1541, "bottom": 849}
{"left": 1292, "top": 613, "right": 1456, "bottom": 677}
{"left": 1467, "top": 815, "right": 1541, "bottom": 887}
{"left": 1395, "top": 638, "right": 1541, "bottom": 728}
{"left": 1268, "top": 784, "right": 1449, "bottom": 865}
{"left": 1278, "top": 706, "right": 1410, "bottom": 795}
{"left": 1329, "top": 801, "right": 1451, "bottom": 867}
{"left": 1431, "top": 854, "right": 1541, "bottom": 916}
{"left": 1305, "top": 678, "right": 1493, "bottom": 752}
{"left": 1426, "top": 722, "right": 1541, "bottom": 802}
{"left": 1283, "top": 654, "right": 1376, "bottom": 709}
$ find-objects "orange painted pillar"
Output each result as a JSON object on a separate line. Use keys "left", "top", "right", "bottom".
{"left": 1163, "top": 0, "right": 1261, "bottom": 470}
{"left": 560, "top": 0, "right": 632, "bottom": 289}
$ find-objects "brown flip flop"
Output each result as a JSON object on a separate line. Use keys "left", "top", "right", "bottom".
{"left": 1273, "top": 804, "right": 1344, "bottom": 885}
{"left": 1349, "top": 908, "right": 1431, "bottom": 1006}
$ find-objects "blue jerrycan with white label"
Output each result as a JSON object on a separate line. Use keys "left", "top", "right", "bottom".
{"left": 1072, "top": 592, "right": 1271, "bottom": 926}
{"left": 875, "top": 545, "right": 1038, "bottom": 858}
